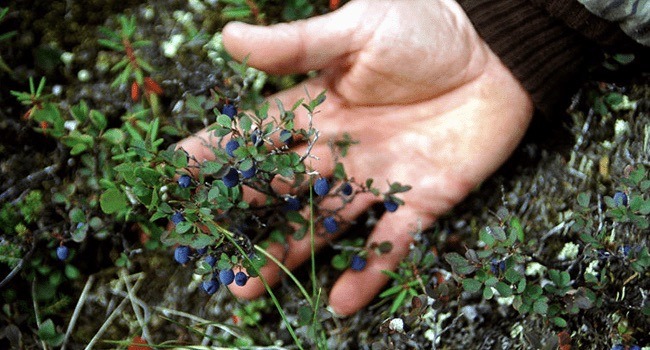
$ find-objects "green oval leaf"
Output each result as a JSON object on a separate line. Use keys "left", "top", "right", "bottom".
{"left": 462, "top": 278, "right": 482, "bottom": 293}
{"left": 100, "top": 188, "right": 127, "bottom": 214}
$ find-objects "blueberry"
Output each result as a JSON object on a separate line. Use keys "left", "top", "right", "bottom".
{"left": 196, "top": 246, "right": 208, "bottom": 255}
{"left": 323, "top": 216, "right": 338, "bottom": 234}
{"left": 219, "top": 268, "right": 235, "bottom": 285}
{"left": 171, "top": 212, "right": 185, "bottom": 225}
{"left": 251, "top": 130, "right": 263, "bottom": 147}
{"left": 350, "top": 255, "right": 367, "bottom": 271}
{"left": 384, "top": 199, "right": 399, "bottom": 212}
{"left": 611, "top": 345, "right": 624, "bottom": 350}
{"left": 613, "top": 191, "right": 628, "bottom": 207}
{"left": 314, "top": 178, "right": 330, "bottom": 196}
{"left": 174, "top": 245, "right": 191, "bottom": 264}
{"left": 202, "top": 278, "right": 220, "bottom": 295}
{"left": 629, "top": 346, "right": 641, "bottom": 350}
{"left": 341, "top": 182, "right": 353, "bottom": 196}
{"left": 234, "top": 271, "right": 248, "bottom": 286}
{"left": 205, "top": 255, "right": 217, "bottom": 267}
{"left": 241, "top": 164, "right": 256, "bottom": 179}
{"left": 280, "top": 129, "right": 293, "bottom": 145}
{"left": 56, "top": 245, "right": 69, "bottom": 261}
{"left": 283, "top": 197, "right": 301, "bottom": 211}
{"left": 222, "top": 167, "right": 240, "bottom": 188}
{"left": 222, "top": 104, "right": 237, "bottom": 119}
{"left": 177, "top": 175, "right": 192, "bottom": 188}
{"left": 490, "top": 259, "right": 505, "bottom": 274}
{"left": 225, "top": 139, "right": 240, "bottom": 157}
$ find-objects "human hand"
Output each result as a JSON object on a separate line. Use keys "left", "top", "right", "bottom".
{"left": 178, "top": 0, "right": 533, "bottom": 315}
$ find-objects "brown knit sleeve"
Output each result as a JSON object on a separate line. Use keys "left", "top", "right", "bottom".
{"left": 455, "top": 0, "right": 639, "bottom": 117}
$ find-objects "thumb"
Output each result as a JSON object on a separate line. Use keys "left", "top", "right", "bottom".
{"left": 222, "top": 1, "right": 374, "bottom": 74}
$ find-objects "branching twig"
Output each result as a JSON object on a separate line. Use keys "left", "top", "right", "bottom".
{"left": 120, "top": 269, "right": 150, "bottom": 342}
{"left": 0, "top": 162, "right": 61, "bottom": 204}
{"left": 153, "top": 306, "right": 245, "bottom": 339}
{"left": 84, "top": 273, "right": 144, "bottom": 350}
{"left": 61, "top": 275, "right": 95, "bottom": 350}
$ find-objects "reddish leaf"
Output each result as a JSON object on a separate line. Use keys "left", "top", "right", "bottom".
{"left": 131, "top": 81, "right": 140, "bottom": 102}
{"left": 144, "top": 77, "right": 163, "bottom": 95}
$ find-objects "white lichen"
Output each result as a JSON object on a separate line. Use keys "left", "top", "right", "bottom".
{"left": 60, "top": 52, "right": 74, "bottom": 66}
{"left": 585, "top": 260, "right": 600, "bottom": 278}
{"left": 614, "top": 119, "right": 630, "bottom": 138}
{"left": 388, "top": 318, "right": 404, "bottom": 333}
{"left": 188, "top": 0, "right": 207, "bottom": 13}
{"left": 525, "top": 262, "right": 547, "bottom": 277}
{"left": 77, "top": 69, "right": 91, "bottom": 82}
{"left": 557, "top": 242, "right": 579, "bottom": 261}
{"left": 460, "top": 305, "right": 478, "bottom": 321}
{"left": 497, "top": 295, "right": 515, "bottom": 306}
{"left": 162, "top": 34, "right": 185, "bottom": 58}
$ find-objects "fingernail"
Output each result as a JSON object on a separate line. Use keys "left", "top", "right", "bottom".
{"left": 326, "top": 305, "right": 347, "bottom": 319}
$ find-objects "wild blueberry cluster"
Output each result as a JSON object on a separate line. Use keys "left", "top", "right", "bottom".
{"left": 173, "top": 244, "right": 252, "bottom": 295}
{"left": 155, "top": 92, "right": 408, "bottom": 301}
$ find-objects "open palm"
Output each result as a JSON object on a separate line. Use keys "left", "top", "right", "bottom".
{"left": 178, "top": 0, "right": 533, "bottom": 315}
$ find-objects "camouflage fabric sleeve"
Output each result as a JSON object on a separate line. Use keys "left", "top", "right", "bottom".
{"left": 578, "top": 0, "right": 650, "bottom": 45}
